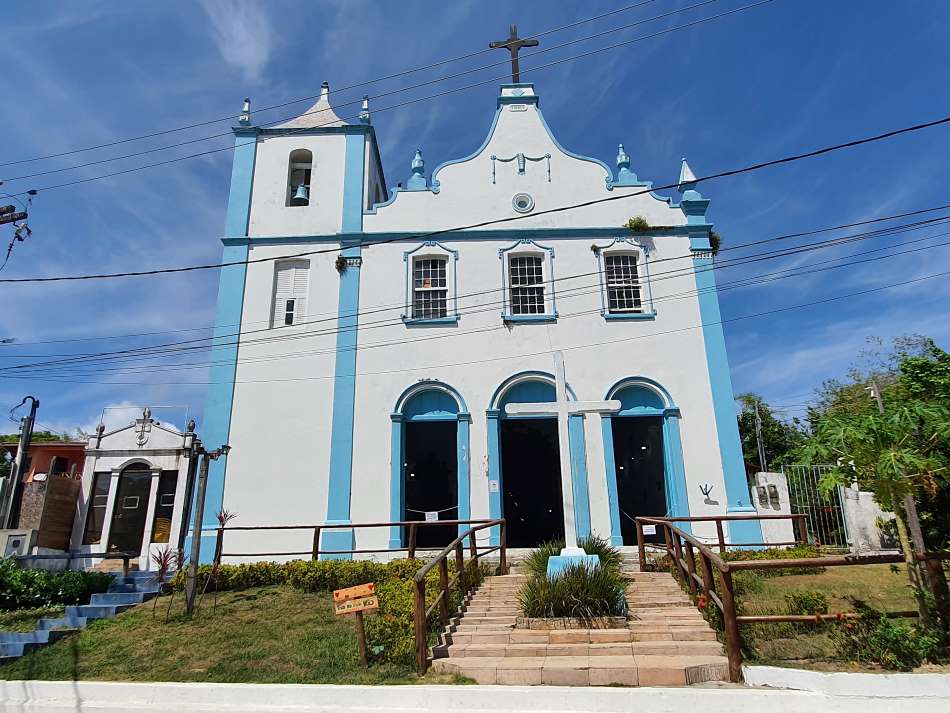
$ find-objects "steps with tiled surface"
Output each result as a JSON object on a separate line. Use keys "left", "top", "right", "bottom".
{"left": 0, "top": 570, "right": 159, "bottom": 662}
{"left": 431, "top": 569, "right": 728, "bottom": 686}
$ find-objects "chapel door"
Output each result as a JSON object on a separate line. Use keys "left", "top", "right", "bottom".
{"left": 500, "top": 418, "right": 565, "bottom": 548}
{"left": 404, "top": 420, "right": 458, "bottom": 549}
{"left": 107, "top": 464, "right": 152, "bottom": 555}
{"left": 611, "top": 416, "right": 666, "bottom": 545}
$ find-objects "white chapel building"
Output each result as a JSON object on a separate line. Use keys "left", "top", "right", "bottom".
{"left": 196, "top": 79, "right": 762, "bottom": 561}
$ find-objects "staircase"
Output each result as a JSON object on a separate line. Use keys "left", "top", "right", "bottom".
{"left": 430, "top": 566, "right": 728, "bottom": 686}
{"left": 0, "top": 570, "right": 159, "bottom": 661}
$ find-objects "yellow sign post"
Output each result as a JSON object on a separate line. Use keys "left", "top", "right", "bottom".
{"left": 333, "top": 582, "right": 379, "bottom": 665}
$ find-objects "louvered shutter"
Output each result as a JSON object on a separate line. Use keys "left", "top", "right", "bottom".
{"left": 272, "top": 260, "right": 310, "bottom": 326}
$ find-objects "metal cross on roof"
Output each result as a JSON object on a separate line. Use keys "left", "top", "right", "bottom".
{"left": 489, "top": 24, "right": 539, "bottom": 83}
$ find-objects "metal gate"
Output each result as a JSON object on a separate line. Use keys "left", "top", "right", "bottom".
{"left": 781, "top": 464, "right": 849, "bottom": 550}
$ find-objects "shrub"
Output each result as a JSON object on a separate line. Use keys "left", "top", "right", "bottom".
{"left": 0, "top": 559, "right": 112, "bottom": 611}
{"left": 519, "top": 563, "right": 628, "bottom": 619}
{"left": 785, "top": 590, "right": 828, "bottom": 616}
{"left": 626, "top": 216, "right": 650, "bottom": 232}
{"left": 831, "top": 602, "right": 942, "bottom": 671}
{"left": 723, "top": 545, "right": 825, "bottom": 577}
{"left": 518, "top": 537, "right": 627, "bottom": 619}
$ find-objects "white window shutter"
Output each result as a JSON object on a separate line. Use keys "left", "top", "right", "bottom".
{"left": 272, "top": 260, "right": 310, "bottom": 326}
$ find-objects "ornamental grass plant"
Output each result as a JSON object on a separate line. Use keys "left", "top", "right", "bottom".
{"left": 518, "top": 535, "right": 628, "bottom": 619}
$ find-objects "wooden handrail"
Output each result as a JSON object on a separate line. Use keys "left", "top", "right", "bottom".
{"left": 634, "top": 514, "right": 950, "bottom": 684}
{"left": 412, "top": 518, "right": 507, "bottom": 674}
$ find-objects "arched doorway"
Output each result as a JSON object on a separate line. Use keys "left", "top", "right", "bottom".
{"left": 487, "top": 373, "right": 579, "bottom": 548}
{"left": 107, "top": 462, "right": 153, "bottom": 555}
{"left": 601, "top": 379, "right": 689, "bottom": 546}
{"left": 390, "top": 383, "right": 470, "bottom": 550}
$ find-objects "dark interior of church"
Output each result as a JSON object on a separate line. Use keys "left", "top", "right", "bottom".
{"left": 500, "top": 418, "right": 565, "bottom": 548}
{"left": 403, "top": 420, "right": 458, "bottom": 548}
{"left": 611, "top": 415, "right": 666, "bottom": 544}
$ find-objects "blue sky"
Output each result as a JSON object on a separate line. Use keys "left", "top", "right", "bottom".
{"left": 1, "top": 0, "right": 949, "bottom": 435}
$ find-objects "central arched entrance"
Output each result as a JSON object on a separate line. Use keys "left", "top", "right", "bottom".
{"left": 487, "top": 373, "right": 571, "bottom": 548}
{"left": 390, "top": 382, "right": 470, "bottom": 550}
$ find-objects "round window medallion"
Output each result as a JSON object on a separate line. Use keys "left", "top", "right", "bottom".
{"left": 512, "top": 193, "right": 535, "bottom": 213}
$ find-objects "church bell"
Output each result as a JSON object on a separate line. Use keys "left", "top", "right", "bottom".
{"left": 291, "top": 183, "right": 310, "bottom": 206}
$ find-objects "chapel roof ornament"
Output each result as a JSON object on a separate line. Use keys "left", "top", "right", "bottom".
{"left": 489, "top": 24, "right": 539, "bottom": 83}
{"left": 405, "top": 149, "right": 428, "bottom": 190}
{"left": 678, "top": 157, "right": 699, "bottom": 192}
{"left": 274, "top": 81, "right": 347, "bottom": 129}
{"left": 239, "top": 98, "right": 251, "bottom": 125}
{"left": 611, "top": 143, "right": 640, "bottom": 186}
{"left": 359, "top": 95, "right": 370, "bottom": 124}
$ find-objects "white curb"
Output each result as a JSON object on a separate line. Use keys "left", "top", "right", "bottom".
{"left": 743, "top": 664, "right": 950, "bottom": 697}
{"left": 0, "top": 681, "right": 948, "bottom": 713}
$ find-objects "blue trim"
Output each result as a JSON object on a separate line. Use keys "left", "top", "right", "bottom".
{"left": 568, "top": 414, "right": 591, "bottom": 540}
{"left": 603, "top": 312, "right": 656, "bottom": 321}
{"left": 489, "top": 371, "right": 578, "bottom": 410}
{"left": 389, "top": 414, "right": 404, "bottom": 549}
{"left": 692, "top": 251, "right": 762, "bottom": 542}
{"left": 225, "top": 225, "right": 705, "bottom": 246}
{"left": 600, "top": 416, "right": 623, "bottom": 547}
{"left": 402, "top": 241, "right": 459, "bottom": 321}
{"left": 663, "top": 415, "right": 691, "bottom": 525}
{"left": 486, "top": 409, "right": 502, "bottom": 547}
{"left": 257, "top": 124, "right": 372, "bottom": 137}
{"left": 502, "top": 313, "right": 558, "bottom": 324}
{"left": 604, "top": 376, "right": 675, "bottom": 408}
{"left": 198, "top": 131, "right": 257, "bottom": 536}
{"left": 394, "top": 380, "right": 469, "bottom": 414}
{"left": 322, "top": 133, "right": 367, "bottom": 559}
{"left": 429, "top": 107, "right": 504, "bottom": 194}
{"left": 183, "top": 533, "right": 219, "bottom": 565}
{"left": 457, "top": 414, "right": 472, "bottom": 535}
{"left": 403, "top": 316, "right": 459, "bottom": 326}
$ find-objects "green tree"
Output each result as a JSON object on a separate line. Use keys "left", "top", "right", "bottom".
{"left": 736, "top": 393, "right": 807, "bottom": 470}
{"left": 802, "top": 391, "right": 950, "bottom": 624}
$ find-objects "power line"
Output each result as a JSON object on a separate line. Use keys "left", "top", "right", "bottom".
{"left": 0, "top": 1, "right": 665, "bottom": 169}
{"left": 0, "top": 0, "right": 776, "bottom": 198}
{"left": 1, "top": 0, "right": 719, "bottom": 183}
{"left": 7, "top": 226, "right": 948, "bottom": 376}
{"left": 4, "top": 267, "right": 947, "bottom": 386}
{"left": 10, "top": 199, "right": 950, "bottom": 346}
{"left": 4, "top": 105, "right": 949, "bottom": 286}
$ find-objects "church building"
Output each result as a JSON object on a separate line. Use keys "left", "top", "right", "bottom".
{"left": 197, "top": 71, "right": 762, "bottom": 560}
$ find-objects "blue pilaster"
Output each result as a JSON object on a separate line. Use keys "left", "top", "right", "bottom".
{"left": 457, "top": 414, "right": 472, "bottom": 535}
{"left": 568, "top": 414, "right": 591, "bottom": 540}
{"left": 389, "top": 414, "right": 404, "bottom": 549}
{"left": 195, "top": 129, "right": 258, "bottom": 560}
{"left": 691, "top": 244, "right": 762, "bottom": 545}
{"left": 486, "top": 409, "right": 502, "bottom": 546}
{"left": 600, "top": 416, "right": 623, "bottom": 546}
{"left": 662, "top": 412, "right": 691, "bottom": 533}
{"left": 322, "top": 132, "right": 366, "bottom": 559}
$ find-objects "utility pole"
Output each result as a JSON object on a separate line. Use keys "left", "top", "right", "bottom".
{"left": 754, "top": 402, "right": 768, "bottom": 472}
{"left": 868, "top": 379, "right": 948, "bottom": 626}
{"left": 0, "top": 396, "right": 39, "bottom": 528}
{"left": 184, "top": 442, "right": 230, "bottom": 616}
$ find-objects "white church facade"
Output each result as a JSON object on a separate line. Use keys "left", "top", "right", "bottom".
{"left": 196, "top": 80, "right": 762, "bottom": 561}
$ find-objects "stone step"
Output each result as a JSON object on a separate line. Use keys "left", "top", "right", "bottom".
{"left": 37, "top": 616, "right": 87, "bottom": 631}
{"left": 430, "top": 654, "right": 729, "bottom": 686}
{"left": 90, "top": 591, "right": 150, "bottom": 606}
{"left": 442, "top": 639, "right": 723, "bottom": 659}
{"left": 64, "top": 603, "right": 135, "bottom": 620}
{"left": 629, "top": 628, "right": 718, "bottom": 642}
{"left": 627, "top": 599, "right": 692, "bottom": 608}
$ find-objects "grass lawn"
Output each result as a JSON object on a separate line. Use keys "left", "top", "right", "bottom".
{"left": 0, "top": 586, "right": 463, "bottom": 684}
{"left": 738, "top": 564, "right": 921, "bottom": 666}
{"left": 0, "top": 607, "right": 65, "bottom": 633}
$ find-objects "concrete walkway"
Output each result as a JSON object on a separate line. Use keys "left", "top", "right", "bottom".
{"left": 1, "top": 681, "right": 946, "bottom": 712}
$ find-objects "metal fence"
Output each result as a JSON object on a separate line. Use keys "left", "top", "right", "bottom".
{"left": 781, "top": 464, "right": 850, "bottom": 550}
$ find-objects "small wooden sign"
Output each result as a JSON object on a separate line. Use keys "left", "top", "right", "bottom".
{"left": 333, "top": 594, "right": 379, "bottom": 615}
{"left": 333, "top": 582, "right": 375, "bottom": 603}
{"left": 332, "top": 582, "right": 378, "bottom": 666}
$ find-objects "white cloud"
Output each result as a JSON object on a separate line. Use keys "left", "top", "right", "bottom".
{"left": 199, "top": 0, "right": 275, "bottom": 84}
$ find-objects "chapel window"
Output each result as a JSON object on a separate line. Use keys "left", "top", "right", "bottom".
{"left": 604, "top": 253, "right": 643, "bottom": 313}
{"left": 150, "top": 471, "right": 178, "bottom": 544}
{"left": 412, "top": 257, "right": 448, "bottom": 319}
{"left": 286, "top": 149, "right": 313, "bottom": 207}
{"left": 272, "top": 259, "right": 310, "bottom": 327}
{"left": 508, "top": 255, "right": 546, "bottom": 315}
{"left": 82, "top": 472, "right": 111, "bottom": 545}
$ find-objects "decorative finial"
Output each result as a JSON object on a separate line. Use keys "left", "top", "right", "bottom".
{"left": 143, "top": 407, "right": 151, "bottom": 421}
{"left": 406, "top": 149, "right": 427, "bottom": 190}
{"left": 678, "top": 157, "right": 698, "bottom": 190}
{"left": 320, "top": 81, "right": 330, "bottom": 102}
{"left": 359, "top": 95, "right": 370, "bottom": 124}
{"left": 239, "top": 98, "right": 251, "bottom": 125}
{"left": 616, "top": 143, "right": 630, "bottom": 171}
{"left": 186, "top": 418, "right": 196, "bottom": 433}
